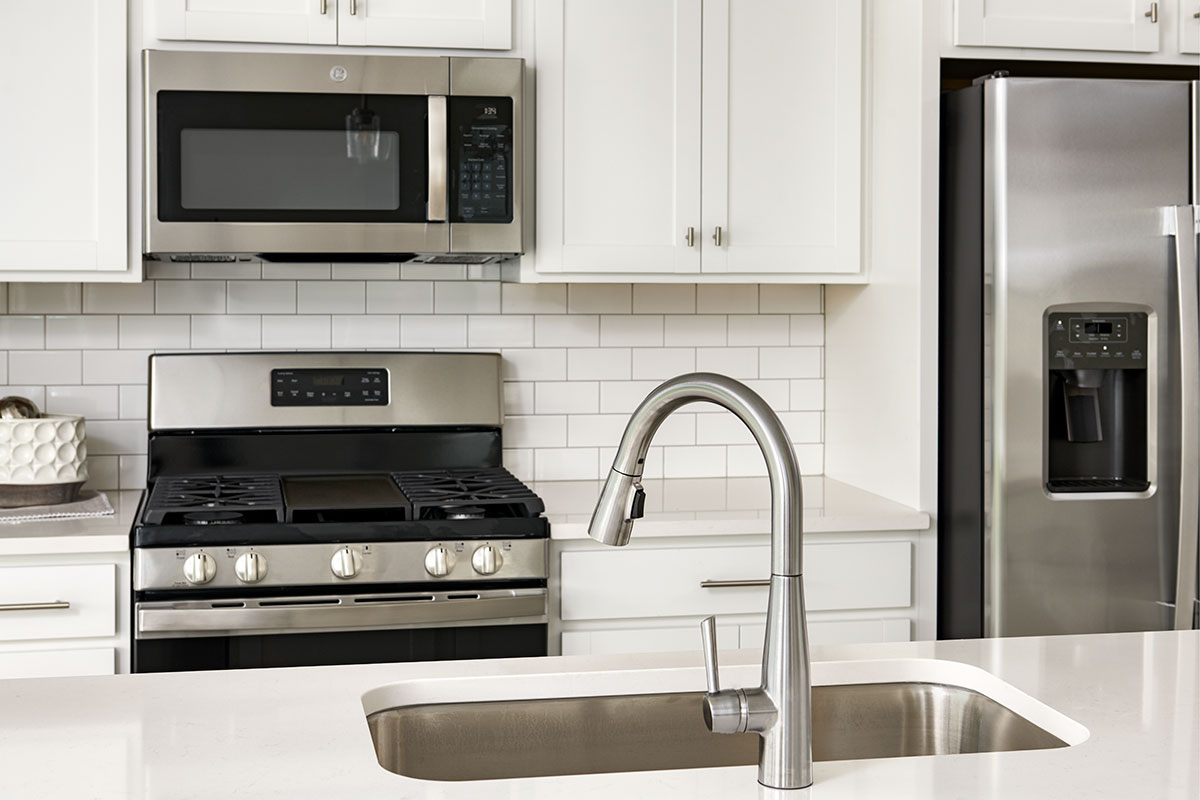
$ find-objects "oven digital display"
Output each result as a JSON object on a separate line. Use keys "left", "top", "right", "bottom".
{"left": 271, "top": 369, "right": 387, "bottom": 406}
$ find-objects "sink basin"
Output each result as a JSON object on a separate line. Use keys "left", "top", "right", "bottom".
{"left": 368, "top": 680, "right": 1072, "bottom": 782}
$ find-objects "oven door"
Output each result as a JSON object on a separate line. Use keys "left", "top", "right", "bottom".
{"left": 145, "top": 50, "right": 450, "bottom": 257}
{"left": 133, "top": 587, "right": 547, "bottom": 673}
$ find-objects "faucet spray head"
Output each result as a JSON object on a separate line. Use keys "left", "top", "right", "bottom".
{"left": 587, "top": 469, "right": 646, "bottom": 547}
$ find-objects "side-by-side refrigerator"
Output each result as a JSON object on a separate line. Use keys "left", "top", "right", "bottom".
{"left": 939, "top": 75, "right": 1200, "bottom": 638}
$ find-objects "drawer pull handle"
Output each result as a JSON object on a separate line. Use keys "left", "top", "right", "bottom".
{"left": 700, "top": 579, "right": 770, "bottom": 589}
{"left": 0, "top": 601, "right": 70, "bottom": 612}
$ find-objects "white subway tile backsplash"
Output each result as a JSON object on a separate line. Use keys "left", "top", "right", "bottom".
{"left": 567, "top": 348, "right": 631, "bottom": 380}
{"left": 469, "top": 315, "right": 534, "bottom": 348}
{"left": 436, "top": 281, "right": 500, "bottom": 314}
{"left": 83, "top": 283, "right": 155, "bottom": 314}
{"left": 567, "top": 284, "right": 631, "bottom": 314}
{"left": 262, "top": 315, "right": 331, "bottom": 349}
{"left": 400, "top": 315, "right": 466, "bottom": 348}
{"left": 119, "top": 315, "right": 190, "bottom": 349}
{"left": 664, "top": 315, "right": 726, "bottom": 346}
{"left": 502, "top": 283, "right": 566, "bottom": 314}
{"left": 192, "top": 315, "right": 263, "bottom": 349}
{"left": 631, "top": 348, "right": 694, "bottom": 379}
{"left": 227, "top": 281, "right": 297, "bottom": 314}
{"left": 535, "top": 381, "right": 598, "bottom": 414}
{"left": 535, "top": 315, "right": 598, "bottom": 348}
{"left": 0, "top": 385, "right": 45, "bottom": 409}
{"left": 83, "top": 351, "right": 151, "bottom": 385}
{"left": 10, "top": 350, "right": 81, "bottom": 384}
{"left": 297, "top": 281, "right": 365, "bottom": 313}
{"left": 331, "top": 315, "right": 399, "bottom": 348}
{"left": 2, "top": 276, "right": 826, "bottom": 483}
{"left": 156, "top": 280, "right": 226, "bottom": 314}
{"left": 46, "top": 316, "right": 117, "bottom": 350}
{"left": 598, "top": 315, "right": 663, "bottom": 347}
{"left": 0, "top": 316, "right": 45, "bottom": 349}
{"left": 45, "top": 385, "right": 119, "bottom": 420}
{"left": 697, "top": 285, "right": 758, "bottom": 313}
{"left": 8, "top": 283, "right": 82, "bottom": 314}
{"left": 367, "top": 281, "right": 434, "bottom": 314}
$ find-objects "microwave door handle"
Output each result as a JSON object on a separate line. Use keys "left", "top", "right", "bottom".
{"left": 1170, "top": 204, "right": 1200, "bottom": 630}
{"left": 428, "top": 96, "right": 448, "bottom": 223}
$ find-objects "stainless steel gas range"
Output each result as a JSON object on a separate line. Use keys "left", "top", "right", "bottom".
{"left": 131, "top": 352, "right": 548, "bottom": 673}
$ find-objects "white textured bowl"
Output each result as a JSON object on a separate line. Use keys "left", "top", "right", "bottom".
{"left": 0, "top": 414, "right": 88, "bottom": 484}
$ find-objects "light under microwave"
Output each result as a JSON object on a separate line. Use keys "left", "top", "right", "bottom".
{"left": 144, "top": 50, "right": 523, "bottom": 263}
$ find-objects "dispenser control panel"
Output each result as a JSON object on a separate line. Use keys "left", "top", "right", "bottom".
{"left": 1047, "top": 312, "right": 1147, "bottom": 370}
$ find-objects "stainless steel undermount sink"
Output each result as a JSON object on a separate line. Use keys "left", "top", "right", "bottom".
{"left": 367, "top": 681, "right": 1071, "bottom": 782}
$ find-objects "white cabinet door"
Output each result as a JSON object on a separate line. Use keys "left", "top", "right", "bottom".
{"left": 700, "top": 0, "right": 862, "bottom": 275}
{"left": 338, "top": 0, "right": 512, "bottom": 48}
{"left": 561, "top": 624, "right": 737, "bottom": 657}
{"left": 0, "top": 2, "right": 127, "bottom": 272}
{"left": 954, "top": 0, "right": 1161, "bottom": 52}
{"left": 154, "top": 0, "right": 337, "bottom": 45}
{"left": 1181, "top": 1, "right": 1200, "bottom": 52}
{"left": 535, "top": 0, "right": 702, "bottom": 275}
{"left": 740, "top": 618, "right": 910, "bottom": 649}
{"left": 0, "top": 648, "right": 115, "bottom": 680}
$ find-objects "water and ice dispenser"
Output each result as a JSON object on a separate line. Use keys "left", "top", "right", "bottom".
{"left": 1046, "top": 311, "right": 1149, "bottom": 493}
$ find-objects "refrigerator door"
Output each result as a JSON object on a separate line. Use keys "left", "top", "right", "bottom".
{"left": 986, "top": 78, "right": 1192, "bottom": 637}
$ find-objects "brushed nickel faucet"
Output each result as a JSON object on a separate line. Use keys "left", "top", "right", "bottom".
{"left": 588, "top": 373, "right": 812, "bottom": 790}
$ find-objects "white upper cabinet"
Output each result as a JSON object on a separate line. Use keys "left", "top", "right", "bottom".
{"left": 533, "top": 0, "right": 864, "bottom": 282}
{"left": 953, "top": 0, "right": 1162, "bottom": 52}
{"left": 154, "top": 0, "right": 512, "bottom": 49}
{"left": 1181, "top": 0, "right": 1200, "bottom": 53}
{"left": 535, "top": 0, "right": 702, "bottom": 275}
{"left": 699, "top": 0, "right": 861, "bottom": 276}
{"left": 155, "top": 0, "right": 337, "bottom": 45}
{"left": 0, "top": 1, "right": 127, "bottom": 274}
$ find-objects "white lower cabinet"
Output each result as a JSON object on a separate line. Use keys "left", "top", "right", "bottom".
{"left": 0, "top": 648, "right": 115, "bottom": 680}
{"left": 557, "top": 537, "right": 916, "bottom": 657}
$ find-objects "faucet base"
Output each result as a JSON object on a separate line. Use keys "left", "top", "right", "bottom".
{"left": 758, "top": 574, "right": 813, "bottom": 790}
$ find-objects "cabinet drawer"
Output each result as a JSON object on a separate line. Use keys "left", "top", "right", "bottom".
{"left": 560, "top": 542, "right": 910, "bottom": 621}
{"left": 0, "top": 565, "right": 116, "bottom": 642}
{"left": 0, "top": 647, "right": 115, "bottom": 680}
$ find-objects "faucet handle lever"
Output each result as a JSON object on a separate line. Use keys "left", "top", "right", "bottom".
{"left": 700, "top": 616, "right": 720, "bottom": 693}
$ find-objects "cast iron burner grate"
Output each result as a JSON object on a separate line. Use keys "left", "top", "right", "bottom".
{"left": 393, "top": 467, "right": 545, "bottom": 520}
{"left": 143, "top": 474, "right": 285, "bottom": 525}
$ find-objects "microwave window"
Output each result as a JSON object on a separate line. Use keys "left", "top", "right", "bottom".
{"left": 180, "top": 129, "right": 401, "bottom": 211}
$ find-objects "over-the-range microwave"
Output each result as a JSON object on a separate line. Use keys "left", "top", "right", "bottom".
{"left": 143, "top": 50, "right": 523, "bottom": 264}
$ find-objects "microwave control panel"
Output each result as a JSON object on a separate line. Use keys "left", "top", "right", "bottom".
{"left": 449, "top": 97, "right": 513, "bottom": 224}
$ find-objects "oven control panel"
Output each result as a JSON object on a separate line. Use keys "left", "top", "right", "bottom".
{"left": 271, "top": 368, "right": 388, "bottom": 406}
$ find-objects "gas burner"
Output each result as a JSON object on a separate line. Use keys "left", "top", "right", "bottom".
{"left": 143, "top": 474, "right": 284, "bottom": 525}
{"left": 393, "top": 468, "right": 545, "bottom": 520}
{"left": 182, "top": 510, "right": 244, "bottom": 526}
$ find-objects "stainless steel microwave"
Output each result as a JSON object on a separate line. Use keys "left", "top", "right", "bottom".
{"left": 144, "top": 50, "right": 523, "bottom": 263}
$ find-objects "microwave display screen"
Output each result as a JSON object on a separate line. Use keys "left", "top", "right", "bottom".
{"left": 449, "top": 97, "right": 513, "bottom": 223}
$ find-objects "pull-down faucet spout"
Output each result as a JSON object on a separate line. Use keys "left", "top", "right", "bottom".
{"left": 587, "top": 373, "right": 812, "bottom": 790}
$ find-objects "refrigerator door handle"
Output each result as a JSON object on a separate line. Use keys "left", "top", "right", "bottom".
{"left": 1170, "top": 204, "right": 1200, "bottom": 630}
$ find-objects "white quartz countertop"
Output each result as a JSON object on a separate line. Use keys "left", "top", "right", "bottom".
{"left": 0, "top": 630, "right": 1195, "bottom": 799}
{"left": 538, "top": 476, "right": 930, "bottom": 538}
{"left": 0, "top": 490, "right": 138, "bottom": 555}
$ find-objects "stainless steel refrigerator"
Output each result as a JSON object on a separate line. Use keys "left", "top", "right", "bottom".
{"left": 939, "top": 75, "right": 1200, "bottom": 638}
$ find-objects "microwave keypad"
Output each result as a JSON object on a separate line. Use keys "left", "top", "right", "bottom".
{"left": 449, "top": 98, "right": 513, "bottom": 224}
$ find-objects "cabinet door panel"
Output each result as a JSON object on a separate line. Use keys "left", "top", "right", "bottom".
{"left": 739, "top": 618, "right": 909, "bottom": 649}
{"left": 338, "top": 0, "right": 512, "bottom": 48}
{"left": 561, "top": 624, "right": 737, "bottom": 657}
{"left": 0, "top": 565, "right": 115, "bottom": 642}
{"left": 0, "top": 2, "right": 126, "bottom": 272}
{"left": 1181, "top": 1, "right": 1200, "bottom": 53}
{"left": 536, "top": 0, "right": 701, "bottom": 274}
{"left": 0, "top": 648, "right": 115, "bottom": 680}
{"left": 700, "top": 0, "right": 861, "bottom": 274}
{"left": 954, "top": 0, "right": 1161, "bottom": 52}
{"left": 154, "top": 0, "right": 337, "bottom": 45}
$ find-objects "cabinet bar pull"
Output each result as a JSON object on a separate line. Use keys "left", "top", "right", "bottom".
{"left": 700, "top": 579, "right": 769, "bottom": 589}
{"left": 350, "top": 0, "right": 358, "bottom": 15}
{"left": 1145, "top": 2, "right": 1158, "bottom": 22}
{"left": 685, "top": 227, "right": 696, "bottom": 247}
{"left": 712, "top": 226, "right": 723, "bottom": 246}
{"left": 319, "top": 0, "right": 327, "bottom": 14}
{"left": 0, "top": 601, "right": 70, "bottom": 612}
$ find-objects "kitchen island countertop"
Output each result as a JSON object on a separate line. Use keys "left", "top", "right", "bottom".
{"left": 0, "top": 629, "right": 1195, "bottom": 799}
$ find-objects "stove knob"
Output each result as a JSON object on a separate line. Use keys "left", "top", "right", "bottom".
{"left": 234, "top": 552, "right": 267, "bottom": 584}
{"left": 183, "top": 552, "right": 216, "bottom": 585}
{"left": 471, "top": 544, "right": 503, "bottom": 576}
{"left": 330, "top": 547, "right": 363, "bottom": 579}
{"left": 424, "top": 546, "right": 456, "bottom": 578}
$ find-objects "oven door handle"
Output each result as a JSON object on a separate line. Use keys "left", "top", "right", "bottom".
{"left": 135, "top": 588, "right": 546, "bottom": 639}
